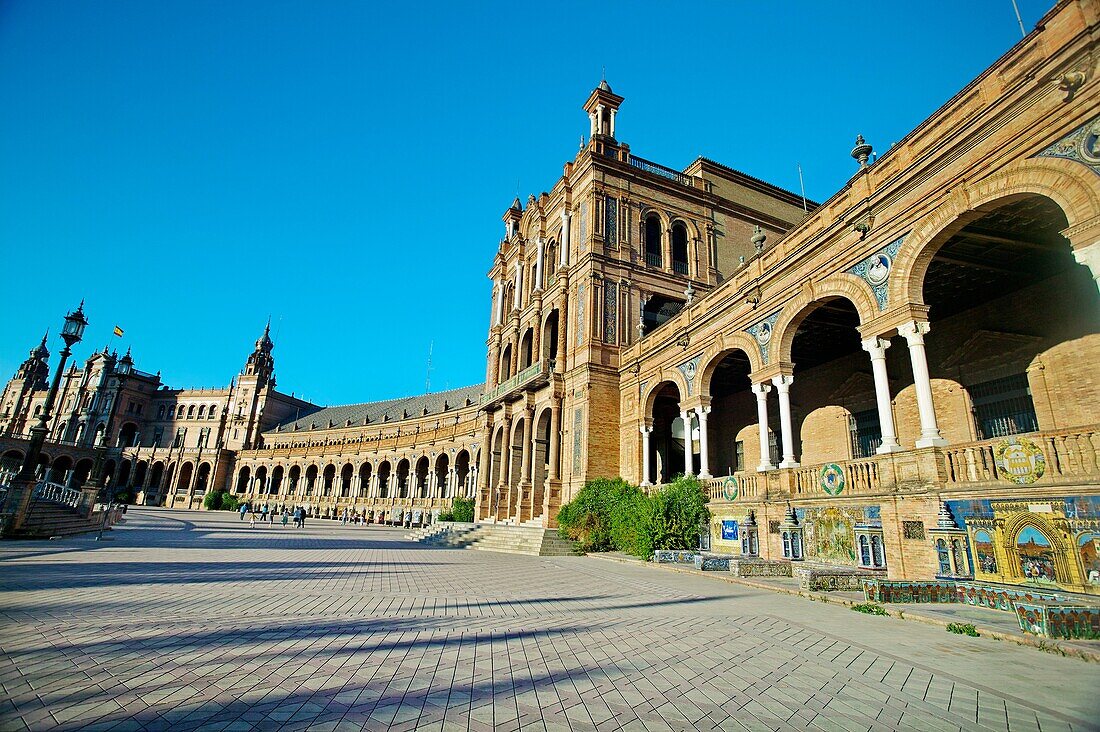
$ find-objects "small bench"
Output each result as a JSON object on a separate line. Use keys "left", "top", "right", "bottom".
{"left": 693, "top": 554, "right": 732, "bottom": 571}
{"left": 652, "top": 549, "right": 697, "bottom": 565}
{"left": 1014, "top": 599, "right": 1100, "bottom": 640}
{"left": 728, "top": 558, "right": 792, "bottom": 578}
{"left": 794, "top": 564, "right": 883, "bottom": 592}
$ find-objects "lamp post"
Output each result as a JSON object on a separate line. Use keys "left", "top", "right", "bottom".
{"left": 3, "top": 303, "right": 88, "bottom": 535}
{"left": 16, "top": 303, "right": 88, "bottom": 482}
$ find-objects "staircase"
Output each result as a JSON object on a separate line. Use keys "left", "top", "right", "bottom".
{"left": 405, "top": 522, "right": 578, "bottom": 556}
{"left": 14, "top": 501, "right": 111, "bottom": 538}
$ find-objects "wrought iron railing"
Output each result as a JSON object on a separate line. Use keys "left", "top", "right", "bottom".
{"left": 645, "top": 252, "right": 662, "bottom": 268}
{"left": 672, "top": 260, "right": 689, "bottom": 275}
{"left": 481, "top": 359, "right": 554, "bottom": 406}
{"left": 32, "top": 481, "right": 84, "bottom": 509}
{"left": 628, "top": 155, "right": 692, "bottom": 186}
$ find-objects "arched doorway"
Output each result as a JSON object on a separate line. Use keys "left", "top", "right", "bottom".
{"left": 358, "top": 462, "right": 372, "bottom": 498}
{"left": 701, "top": 349, "right": 754, "bottom": 476}
{"left": 647, "top": 382, "right": 684, "bottom": 484}
{"left": 196, "top": 462, "right": 212, "bottom": 494}
{"left": 288, "top": 465, "right": 301, "bottom": 495}
{"left": 236, "top": 466, "right": 251, "bottom": 493}
{"left": 118, "top": 422, "right": 139, "bottom": 448}
{"left": 396, "top": 459, "right": 410, "bottom": 498}
{"left": 340, "top": 463, "right": 354, "bottom": 497}
{"left": 543, "top": 310, "right": 559, "bottom": 363}
{"left": 434, "top": 454, "right": 449, "bottom": 498}
{"left": 321, "top": 464, "right": 336, "bottom": 497}
{"left": 176, "top": 462, "right": 194, "bottom": 493}
{"left": 415, "top": 456, "right": 430, "bottom": 498}
{"left": 455, "top": 450, "right": 471, "bottom": 497}
{"left": 271, "top": 465, "right": 284, "bottom": 495}
{"left": 377, "top": 461, "right": 391, "bottom": 498}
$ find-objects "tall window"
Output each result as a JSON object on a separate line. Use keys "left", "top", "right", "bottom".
{"left": 152, "top": 427, "right": 163, "bottom": 448}
{"left": 969, "top": 373, "right": 1038, "bottom": 439}
{"left": 644, "top": 215, "right": 661, "bottom": 267}
{"left": 197, "top": 427, "right": 210, "bottom": 449}
{"left": 671, "top": 222, "right": 689, "bottom": 275}
{"left": 173, "top": 427, "right": 186, "bottom": 448}
{"left": 849, "top": 408, "right": 882, "bottom": 459}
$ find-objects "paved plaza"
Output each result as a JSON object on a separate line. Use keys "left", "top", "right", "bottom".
{"left": 0, "top": 509, "right": 1098, "bottom": 732}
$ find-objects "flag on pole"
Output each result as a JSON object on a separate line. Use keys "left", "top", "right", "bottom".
{"left": 113, "top": 325, "right": 124, "bottom": 337}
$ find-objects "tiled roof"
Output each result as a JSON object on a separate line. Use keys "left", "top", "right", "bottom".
{"left": 270, "top": 383, "right": 483, "bottom": 434}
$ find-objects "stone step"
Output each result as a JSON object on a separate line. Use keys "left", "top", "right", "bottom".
{"left": 409, "top": 522, "right": 578, "bottom": 556}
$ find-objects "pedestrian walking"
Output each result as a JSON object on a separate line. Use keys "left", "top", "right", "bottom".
{"left": 249, "top": 513, "right": 256, "bottom": 529}
{"left": 239, "top": 503, "right": 248, "bottom": 521}
{"left": 261, "top": 503, "right": 269, "bottom": 523}
{"left": 281, "top": 509, "right": 289, "bottom": 528}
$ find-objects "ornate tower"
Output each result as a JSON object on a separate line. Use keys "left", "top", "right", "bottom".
{"left": 226, "top": 321, "right": 276, "bottom": 450}
{"left": 0, "top": 333, "right": 50, "bottom": 436}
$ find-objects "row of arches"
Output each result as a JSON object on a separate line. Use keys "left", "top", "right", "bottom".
{"left": 643, "top": 214, "right": 693, "bottom": 275}
{"left": 234, "top": 450, "right": 476, "bottom": 502}
{"left": 639, "top": 185, "right": 1099, "bottom": 484}
{"left": 497, "top": 310, "right": 559, "bottom": 383}
{"left": 483, "top": 402, "right": 562, "bottom": 522}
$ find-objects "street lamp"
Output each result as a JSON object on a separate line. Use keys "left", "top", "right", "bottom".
{"left": 16, "top": 302, "right": 88, "bottom": 482}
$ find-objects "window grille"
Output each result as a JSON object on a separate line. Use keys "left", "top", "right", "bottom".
{"left": 969, "top": 373, "right": 1038, "bottom": 440}
{"left": 848, "top": 408, "right": 882, "bottom": 459}
{"left": 902, "top": 521, "right": 925, "bottom": 540}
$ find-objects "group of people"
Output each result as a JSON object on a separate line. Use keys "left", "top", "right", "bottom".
{"left": 238, "top": 501, "right": 309, "bottom": 529}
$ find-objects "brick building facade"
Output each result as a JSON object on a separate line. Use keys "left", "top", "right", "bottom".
{"left": 4, "top": 0, "right": 1099, "bottom": 593}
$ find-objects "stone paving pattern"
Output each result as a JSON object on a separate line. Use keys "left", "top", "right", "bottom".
{"left": 1, "top": 509, "right": 1098, "bottom": 732}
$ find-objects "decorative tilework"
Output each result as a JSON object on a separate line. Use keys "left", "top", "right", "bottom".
{"left": 579, "top": 202, "right": 589, "bottom": 252}
{"left": 572, "top": 407, "right": 583, "bottom": 475}
{"left": 604, "top": 281, "right": 617, "bottom": 343}
{"left": 1035, "top": 116, "right": 1100, "bottom": 177}
{"left": 745, "top": 310, "right": 781, "bottom": 364}
{"left": 848, "top": 235, "right": 905, "bottom": 310}
{"left": 575, "top": 283, "right": 586, "bottom": 347}
{"left": 676, "top": 355, "right": 701, "bottom": 396}
{"left": 605, "top": 196, "right": 618, "bottom": 245}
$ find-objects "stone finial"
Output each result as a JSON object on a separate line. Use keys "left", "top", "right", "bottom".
{"left": 744, "top": 509, "right": 757, "bottom": 528}
{"left": 782, "top": 502, "right": 799, "bottom": 527}
{"left": 851, "top": 134, "right": 873, "bottom": 167}
{"left": 936, "top": 501, "right": 958, "bottom": 529}
{"left": 751, "top": 225, "right": 766, "bottom": 253}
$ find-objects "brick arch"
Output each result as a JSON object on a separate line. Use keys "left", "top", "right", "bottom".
{"left": 771, "top": 274, "right": 880, "bottom": 366}
{"left": 696, "top": 331, "right": 764, "bottom": 397}
{"left": 892, "top": 157, "right": 1100, "bottom": 307}
{"left": 642, "top": 375, "right": 687, "bottom": 418}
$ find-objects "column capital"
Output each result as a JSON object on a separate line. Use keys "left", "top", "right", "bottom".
{"left": 695, "top": 405, "right": 712, "bottom": 417}
{"left": 898, "top": 319, "right": 931, "bottom": 343}
{"left": 639, "top": 423, "right": 653, "bottom": 435}
{"left": 770, "top": 374, "right": 794, "bottom": 391}
{"left": 861, "top": 336, "right": 891, "bottom": 358}
{"left": 751, "top": 382, "right": 772, "bottom": 396}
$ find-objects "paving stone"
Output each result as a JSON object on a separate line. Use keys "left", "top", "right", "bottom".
{"left": 0, "top": 508, "right": 1098, "bottom": 732}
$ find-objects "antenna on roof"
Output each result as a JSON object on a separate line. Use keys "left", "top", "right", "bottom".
{"left": 797, "top": 164, "right": 808, "bottom": 213}
{"left": 1010, "top": 0, "right": 1026, "bottom": 38}
{"left": 425, "top": 341, "right": 434, "bottom": 394}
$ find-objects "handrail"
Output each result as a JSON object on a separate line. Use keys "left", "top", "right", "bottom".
{"left": 480, "top": 359, "right": 554, "bottom": 406}
{"left": 628, "top": 155, "right": 692, "bottom": 186}
{"left": 32, "top": 481, "right": 84, "bottom": 509}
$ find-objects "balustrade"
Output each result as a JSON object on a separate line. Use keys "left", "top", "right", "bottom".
{"left": 32, "top": 481, "right": 84, "bottom": 509}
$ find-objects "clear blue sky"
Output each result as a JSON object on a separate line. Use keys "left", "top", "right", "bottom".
{"left": 0, "top": 0, "right": 1051, "bottom": 407}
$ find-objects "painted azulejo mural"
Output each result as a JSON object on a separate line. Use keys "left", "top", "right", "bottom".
{"left": 946, "top": 496, "right": 1100, "bottom": 596}
{"left": 797, "top": 504, "right": 882, "bottom": 566}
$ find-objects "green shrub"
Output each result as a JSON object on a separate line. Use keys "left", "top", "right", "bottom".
{"left": 451, "top": 496, "right": 475, "bottom": 523}
{"left": 851, "top": 602, "right": 889, "bottom": 616}
{"left": 647, "top": 476, "right": 710, "bottom": 553}
{"left": 946, "top": 622, "right": 979, "bottom": 637}
{"left": 556, "top": 475, "right": 709, "bottom": 559}
{"left": 203, "top": 491, "right": 239, "bottom": 512}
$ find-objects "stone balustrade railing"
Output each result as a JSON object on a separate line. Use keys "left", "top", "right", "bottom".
{"left": 32, "top": 481, "right": 85, "bottom": 509}
{"left": 699, "top": 425, "right": 1100, "bottom": 505}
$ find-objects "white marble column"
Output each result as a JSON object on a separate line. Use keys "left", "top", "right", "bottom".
{"left": 696, "top": 406, "right": 712, "bottom": 478}
{"left": 560, "top": 210, "right": 571, "bottom": 267}
{"left": 492, "top": 281, "right": 503, "bottom": 326}
{"left": 534, "top": 237, "right": 544, "bottom": 292}
{"left": 752, "top": 383, "right": 774, "bottom": 471}
{"left": 680, "top": 410, "right": 694, "bottom": 476}
{"left": 861, "top": 337, "right": 903, "bottom": 453}
{"left": 639, "top": 425, "right": 653, "bottom": 486}
{"left": 899, "top": 320, "right": 948, "bottom": 448}
{"left": 771, "top": 375, "right": 798, "bottom": 468}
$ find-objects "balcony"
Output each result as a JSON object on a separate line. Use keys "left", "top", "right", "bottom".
{"left": 692, "top": 425, "right": 1100, "bottom": 504}
{"left": 672, "top": 260, "right": 689, "bottom": 275}
{"left": 645, "top": 252, "right": 662, "bottom": 268}
{"left": 628, "top": 155, "right": 693, "bottom": 186}
{"left": 481, "top": 359, "right": 555, "bottom": 407}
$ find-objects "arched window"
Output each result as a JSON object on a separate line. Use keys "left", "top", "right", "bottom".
{"left": 671, "top": 222, "right": 689, "bottom": 275}
{"left": 197, "top": 405, "right": 206, "bottom": 418}
{"left": 157, "top": 405, "right": 165, "bottom": 419}
{"left": 859, "top": 535, "right": 871, "bottom": 566}
{"left": 545, "top": 240, "right": 558, "bottom": 280}
{"left": 936, "top": 539, "right": 951, "bottom": 575}
{"left": 644, "top": 215, "right": 662, "bottom": 267}
{"left": 209, "top": 404, "right": 217, "bottom": 419}
{"left": 177, "top": 405, "right": 185, "bottom": 418}
{"left": 187, "top": 405, "right": 195, "bottom": 418}
{"left": 871, "top": 535, "right": 884, "bottom": 568}
{"left": 782, "top": 531, "right": 791, "bottom": 558}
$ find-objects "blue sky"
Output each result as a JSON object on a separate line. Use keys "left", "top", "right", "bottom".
{"left": 0, "top": 0, "right": 1051, "bottom": 406}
